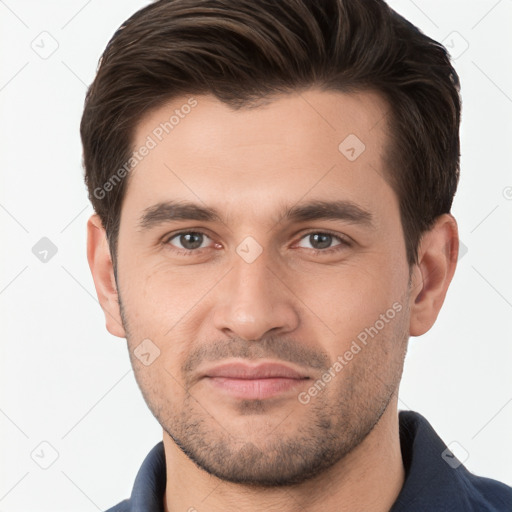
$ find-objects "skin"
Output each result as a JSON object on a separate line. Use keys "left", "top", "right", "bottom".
{"left": 87, "top": 89, "right": 459, "bottom": 512}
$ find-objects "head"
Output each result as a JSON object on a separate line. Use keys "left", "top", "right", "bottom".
{"left": 84, "top": 0, "right": 460, "bottom": 486}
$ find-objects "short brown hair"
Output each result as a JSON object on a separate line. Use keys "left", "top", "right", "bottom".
{"left": 81, "top": 0, "right": 461, "bottom": 267}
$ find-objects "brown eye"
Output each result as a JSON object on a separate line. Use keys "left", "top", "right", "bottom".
{"left": 167, "top": 232, "right": 211, "bottom": 251}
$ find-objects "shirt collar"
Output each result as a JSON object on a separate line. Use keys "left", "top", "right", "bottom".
{"left": 129, "top": 440, "right": 166, "bottom": 512}
{"left": 390, "top": 410, "right": 473, "bottom": 511}
{"left": 122, "top": 410, "right": 499, "bottom": 511}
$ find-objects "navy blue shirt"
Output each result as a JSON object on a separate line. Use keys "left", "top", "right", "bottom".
{"left": 105, "top": 411, "right": 512, "bottom": 511}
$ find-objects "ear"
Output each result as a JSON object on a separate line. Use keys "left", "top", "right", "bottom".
{"left": 409, "top": 214, "right": 459, "bottom": 337}
{"left": 87, "top": 214, "right": 126, "bottom": 338}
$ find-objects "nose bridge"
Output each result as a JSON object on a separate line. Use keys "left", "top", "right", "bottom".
{"left": 213, "top": 245, "right": 299, "bottom": 340}
{"left": 231, "top": 247, "right": 277, "bottom": 314}
{"left": 233, "top": 249, "right": 274, "bottom": 307}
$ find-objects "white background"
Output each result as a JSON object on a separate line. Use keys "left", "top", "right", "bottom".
{"left": 1, "top": 0, "right": 511, "bottom": 510}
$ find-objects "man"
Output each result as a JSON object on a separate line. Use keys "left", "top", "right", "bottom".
{"left": 81, "top": 0, "right": 512, "bottom": 510}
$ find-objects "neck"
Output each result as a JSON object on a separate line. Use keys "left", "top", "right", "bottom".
{"left": 163, "top": 401, "right": 405, "bottom": 512}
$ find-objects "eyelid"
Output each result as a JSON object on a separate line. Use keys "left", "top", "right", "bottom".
{"left": 163, "top": 227, "right": 212, "bottom": 241}
{"left": 163, "top": 228, "right": 353, "bottom": 254}
{"left": 294, "top": 229, "right": 353, "bottom": 248}
{"left": 163, "top": 229, "right": 215, "bottom": 251}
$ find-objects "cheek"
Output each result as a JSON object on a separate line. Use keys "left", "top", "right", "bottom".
{"left": 297, "top": 255, "right": 408, "bottom": 346}
{"left": 119, "top": 259, "right": 207, "bottom": 321}
{"left": 118, "top": 261, "right": 221, "bottom": 374}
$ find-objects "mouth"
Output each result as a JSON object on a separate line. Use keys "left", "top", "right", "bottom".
{"left": 201, "top": 361, "right": 311, "bottom": 400}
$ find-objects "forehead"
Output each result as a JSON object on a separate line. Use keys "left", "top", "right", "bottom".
{"left": 124, "top": 89, "right": 393, "bottom": 224}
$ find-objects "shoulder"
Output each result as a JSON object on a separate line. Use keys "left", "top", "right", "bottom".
{"left": 460, "top": 472, "right": 512, "bottom": 511}
{"left": 393, "top": 411, "right": 512, "bottom": 511}
{"left": 104, "top": 498, "right": 131, "bottom": 512}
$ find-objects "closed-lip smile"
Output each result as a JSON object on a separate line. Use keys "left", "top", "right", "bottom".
{"left": 200, "top": 360, "right": 310, "bottom": 400}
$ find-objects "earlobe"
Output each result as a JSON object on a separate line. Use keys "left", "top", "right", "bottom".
{"left": 409, "top": 214, "right": 459, "bottom": 337}
{"left": 87, "top": 214, "right": 126, "bottom": 338}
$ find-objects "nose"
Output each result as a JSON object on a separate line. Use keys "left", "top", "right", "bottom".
{"left": 212, "top": 250, "right": 300, "bottom": 342}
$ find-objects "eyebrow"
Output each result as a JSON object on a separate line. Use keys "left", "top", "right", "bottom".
{"left": 138, "top": 201, "right": 221, "bottom": 229}
{"left": 280, "top": 199, "right": 373, "bottom": 227}
{"left": 138, "top": 199, "right": 374, "bottom": 230}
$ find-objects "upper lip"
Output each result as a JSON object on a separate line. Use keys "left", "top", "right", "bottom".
{"left": 202, "top": 361, "right": 310, "bottom": 380}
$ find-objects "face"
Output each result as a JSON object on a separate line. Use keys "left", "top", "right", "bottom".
{"left": 114, "top": 90, "right": 413, "bottom": 485}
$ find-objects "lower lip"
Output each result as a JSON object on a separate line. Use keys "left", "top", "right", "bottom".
{"left": 205, "top": 377, "right": 309, "bottom": 400}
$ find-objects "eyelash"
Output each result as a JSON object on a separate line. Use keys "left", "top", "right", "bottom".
{"left": 163, "top": 231, "right": 214, "bottom": 257}
{"left": 299, "top": 230, "right": 353, "bottom": 255}
{"left": 163, "top": 229, "right": 352, "bottom": 256}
